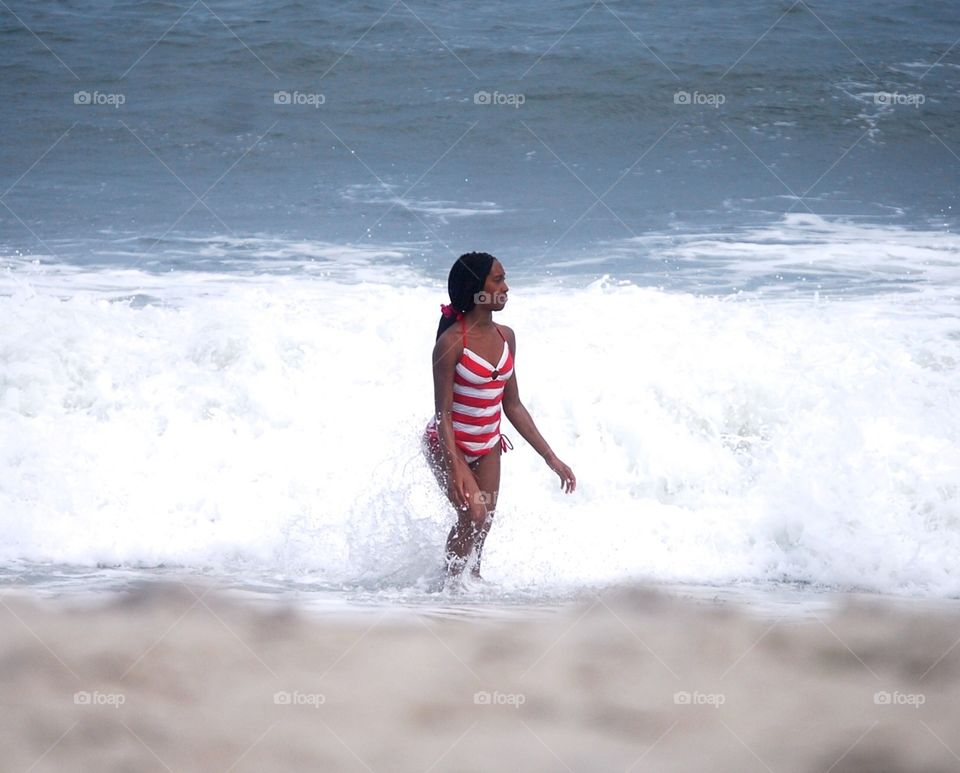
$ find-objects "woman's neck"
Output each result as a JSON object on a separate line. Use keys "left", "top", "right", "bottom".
{"left": 463, "top": 308, "right": 495, "bottom": 328}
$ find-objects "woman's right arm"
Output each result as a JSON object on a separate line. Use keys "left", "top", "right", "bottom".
{"left": 432, "top": 333, "right": 471, "bottom": 507}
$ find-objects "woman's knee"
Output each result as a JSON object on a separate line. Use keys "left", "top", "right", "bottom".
{"left": 460, "top": 502, "right": 491, "bottom": 530}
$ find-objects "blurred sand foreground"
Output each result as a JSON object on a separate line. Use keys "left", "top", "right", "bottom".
{"left": 2, "top": 583, "right": 958, "bottom": 773}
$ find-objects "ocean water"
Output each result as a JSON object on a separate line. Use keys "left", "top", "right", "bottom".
{"left": 1, "top": 1, "right": 959, "bottom": 604}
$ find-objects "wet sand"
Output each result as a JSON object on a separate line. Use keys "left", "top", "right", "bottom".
{"left": 2, "top": 582, "right": 958, "bottom": 772}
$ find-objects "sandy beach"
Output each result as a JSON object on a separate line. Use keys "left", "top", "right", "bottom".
{"left": 2, "top": 582, "right": 958, "bottom": 772}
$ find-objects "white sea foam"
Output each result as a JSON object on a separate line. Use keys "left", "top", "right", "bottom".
{"left": 341, "top": 184, "right": 504, "bottom": 221}
{"left": 1, "top": 219, "right": 958, "bottom": 597}
{"left": 600, "top": 213, "right": 960, "bottom": 302}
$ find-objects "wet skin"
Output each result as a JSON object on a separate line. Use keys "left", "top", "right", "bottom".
{"left": 426, "top": 259, "right": 576, "bottom": 579}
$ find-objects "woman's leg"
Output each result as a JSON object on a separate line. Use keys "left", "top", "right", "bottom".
{"left": 422, "top": 430, "right": 501, "bottom": 577}
{"left": 464, "top": 442, "right": 501, "bottom": 578}
{"left": 422, "top": 430, "right": 451, "bottom": 491}
{"left": 443, "top": 455, "right": 488, "bottom": 577}
{"left": 423, "top": 431, "right": 484, "bottom": 574}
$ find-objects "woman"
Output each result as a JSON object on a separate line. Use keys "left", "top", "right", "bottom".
{"left": 422, "top": 251, "right": 577, "bottom": 580}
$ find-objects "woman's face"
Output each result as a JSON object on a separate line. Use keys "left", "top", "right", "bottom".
{"left": 480, "top": 259, "right": 509, "bottom": 310}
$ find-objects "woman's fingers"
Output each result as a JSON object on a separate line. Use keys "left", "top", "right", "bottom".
{"left": 450, "top": 473, "right": 471, "bottom": 510}
{"left": 448, "top": 480, "right": 462, "bottom": 509}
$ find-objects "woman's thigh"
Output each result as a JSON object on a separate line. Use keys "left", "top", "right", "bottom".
{"left": 423, "top": 432, "right": 502, "bottom": 526}
{"left": 422, "top": 431, "right": 449, "bottom": 490}
{"left": 423, "top": 431, "right": 485, "bottom": 513}
{"left": 469, "top": 442, "right": 502, "bottom": 514}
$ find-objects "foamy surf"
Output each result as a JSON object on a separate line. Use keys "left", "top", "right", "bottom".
{"left": 2, "top": 219, "right": 958, "bottom": 598}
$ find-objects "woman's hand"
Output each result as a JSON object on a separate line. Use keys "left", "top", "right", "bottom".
{"left": 545, "top": 453, "right": 576, "bottom": 494}
{"left": 447, "top": 460, "right": 474, "bottom": 511}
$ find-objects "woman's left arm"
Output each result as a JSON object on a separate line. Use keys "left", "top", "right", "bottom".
{"left": 500, "top": 326, "right": 577, "bottom": 494}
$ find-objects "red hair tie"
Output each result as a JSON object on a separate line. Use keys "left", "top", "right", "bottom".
{"left": 440, "top": 303, "right": 463, "bottom": 321}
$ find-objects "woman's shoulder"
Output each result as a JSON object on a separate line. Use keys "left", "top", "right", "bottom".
{"left": 433, "top": 323, "right": 465, "bottom": 359}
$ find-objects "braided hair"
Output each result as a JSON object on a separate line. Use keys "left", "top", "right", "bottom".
{"left": 435, "top": 252, "right": 496, "bottom": 342}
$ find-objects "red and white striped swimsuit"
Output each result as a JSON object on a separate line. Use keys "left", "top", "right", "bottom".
{"left": 425, "top": 317, "right": 514, "bottom": 463}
